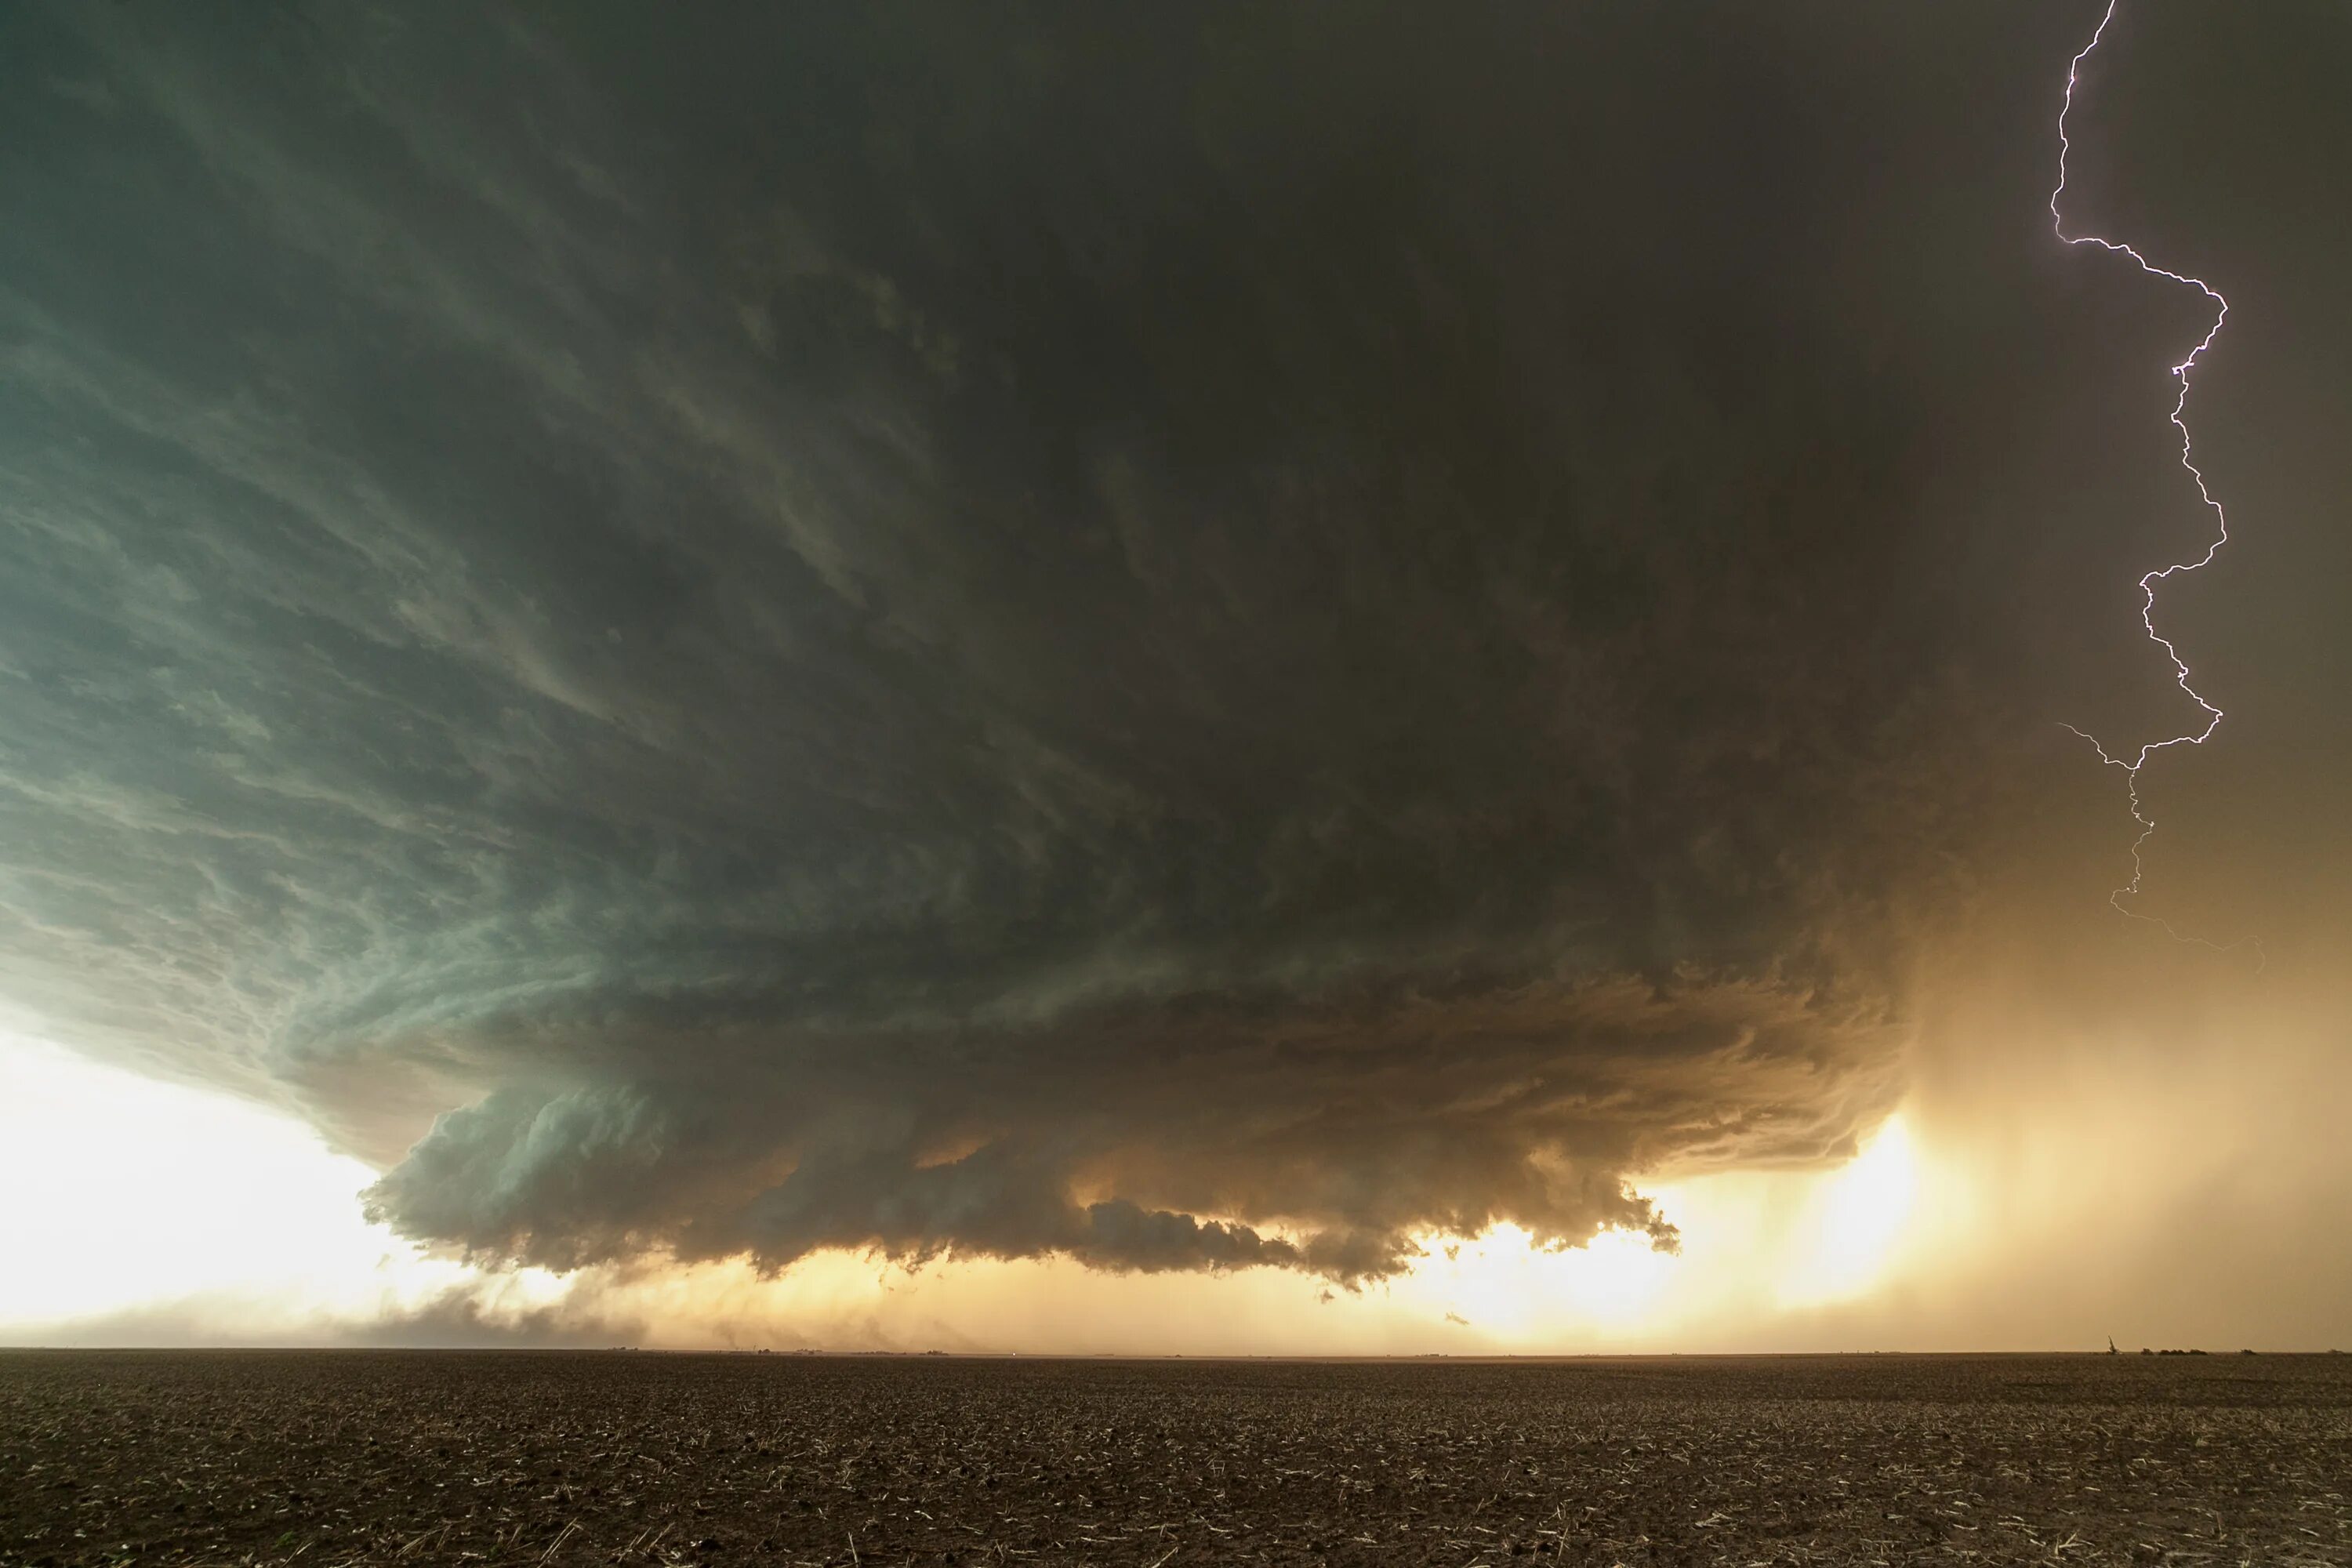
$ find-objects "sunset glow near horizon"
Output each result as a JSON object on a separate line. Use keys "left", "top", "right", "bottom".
{"left": 3, "top": 1028, "right": 1996, "bottom": 1354}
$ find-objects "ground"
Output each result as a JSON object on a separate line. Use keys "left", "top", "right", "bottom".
{"left": 2, "top": 1351, "right": 2347, "bottom": 1566}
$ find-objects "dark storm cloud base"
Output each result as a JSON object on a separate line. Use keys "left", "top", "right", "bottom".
{"left": 0, "top": 3, "right": 2120, "bottom": 1277}
{"left": 5, "top": 1352, "right": 2350, "bottom": 1566}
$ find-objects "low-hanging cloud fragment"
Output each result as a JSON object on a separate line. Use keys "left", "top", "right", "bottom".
{"left": 0, "top": 4, "right": 2049, "bottom": 1285}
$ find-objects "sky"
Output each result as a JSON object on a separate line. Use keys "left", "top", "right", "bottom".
{"left": 2, "top": 1, "right": 2349, "bottom": 1353}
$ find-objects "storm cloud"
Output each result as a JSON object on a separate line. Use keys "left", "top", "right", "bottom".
{"left": 1, "top": 4, "right": 2128, "bottom": 1283}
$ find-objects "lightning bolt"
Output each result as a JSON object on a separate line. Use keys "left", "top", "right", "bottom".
{"left": 2050, "top": 0, "right": 2255, "bottom": 959}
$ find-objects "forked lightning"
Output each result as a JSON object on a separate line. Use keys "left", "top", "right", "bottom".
{"left": 2049, "top": 0, "right": 2253, "bottom": 957}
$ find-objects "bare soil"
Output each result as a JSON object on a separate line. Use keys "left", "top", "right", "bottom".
{"left": 3, "top": 1351, "right": 2347, "bottom": 1566}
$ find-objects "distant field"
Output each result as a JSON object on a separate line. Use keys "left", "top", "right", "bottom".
{"left": 3, "top": 1351, "right": 2347, "bottom": 1566}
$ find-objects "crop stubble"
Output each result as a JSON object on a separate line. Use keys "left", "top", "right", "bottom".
{"left": 3, "top": 1352, "right": 2347, "bottom": 1566}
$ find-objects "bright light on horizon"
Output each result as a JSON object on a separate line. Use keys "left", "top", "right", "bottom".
{"left": 1774, "top": 1115, "right": 1923, "bottom": 1308}
{"left": 1, "top": 1032, "right": 1953, "bottom": 1352}
{"left": 1409, "top": 1220, "right": 1682, "bottom": 1339}
{"left": 0, "top": 1032, "right": 477, "bottom": 1336}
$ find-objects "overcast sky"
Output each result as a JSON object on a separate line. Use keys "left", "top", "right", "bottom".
{"left": 2, "top": 1, "right": 2347, "bottom": 1351}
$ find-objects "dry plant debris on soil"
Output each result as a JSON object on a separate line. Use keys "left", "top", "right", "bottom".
{"left": 2, "top": 1351, "right": 2347, "bottom": 1566}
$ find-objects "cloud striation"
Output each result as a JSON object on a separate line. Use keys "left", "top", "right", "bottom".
{"left": 0, "top": 4, "right": 2048, "bottom": 1283}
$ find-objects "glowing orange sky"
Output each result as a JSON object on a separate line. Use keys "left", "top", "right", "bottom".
{"left": 11, "top": 1006, "right": 2344, "bottom": 1353}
